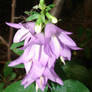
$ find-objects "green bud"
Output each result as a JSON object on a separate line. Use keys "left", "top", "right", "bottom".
{"left": 46, "top": 12, "right": 58, "bottom": 23}
{"left": 40, "top": 0, "right": 45, "bottom": 6}
{"left": 35, "top": 18, "right": 42, "bottom": 33}
{"left": 39, "top": 0, "right": 46, "bottom": 10}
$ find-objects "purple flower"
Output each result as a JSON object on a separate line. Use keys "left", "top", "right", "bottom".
{"left": 8, "top": 33, "right": 56, "bottom": 71}
{"left": 21, "top": 61, "right": 63, "bottom": 91}
{"left": 7, "top": 21, "right": 81, "bottom": 91}
{"left": 6, "top": 22, "right": 35, "bottom": 46}
{"left": 44, "top": 23, "right": 81, "bottom": 60}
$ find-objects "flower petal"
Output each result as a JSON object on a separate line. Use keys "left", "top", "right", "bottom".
{"left": 43, "top": 67, "right": 63, "bottom": 85}
{"left": 36, "top": 76, "right": 48, "bottom": 91}
{"left": 6, "top": 22, "right": 22, "bottom": 29}
{"left": 50, "top": 36, "right": 61, "bottom": 58}
{"left": 60, "top": 46, "right": 71, "bottom": 60}
{"left": 23, "top": 22, "right": 35, "bottom": 35}
{"left": 8, "top": 56, "right": 24, "bottom": 67}
{"left": 13, "top": 27, "right": 29, "bottom": 43}
{"left": 58, "top": 33, "right": 77, "bottom": 47}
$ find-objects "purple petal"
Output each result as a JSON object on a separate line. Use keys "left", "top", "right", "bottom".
{"left": 43, "top": 67, "right": 63, "bottom": 85}
{"left": 70, "top": 46, "right": 82, "bottom": 50}
{"left": 60, "top": 46, "right": 71, "bottom": 61}
{"left": 45, "top": 23, "right": 72, "bottom": 38}
{"left": 36, "top": 77, "right": 48, "bottom": 91}
{"left": 6, "top": 22, "right": 22, "bottom": 29}
{"left": 13, "top": 27, "right": 29, "bottom": 43}
{"left": 23, "top": 22, "right": 35, "bottom": 35}
{"left": 39, "top": 46, "right": 49, "bottom": 66}
{"left": 21, "top": 76, "right": 35, "bottom": 88}
{"left": 24, "top": 61, "right": 32, "bottom": 74}
{"left": 58, "top": 33, "right": 77, "bottom": 47}
{"left": 50, "top": 36, "right": 61, "bottom": 58}
{"left": 8, "top": 56, "right": 24, "bottom": 67}
{"left": 48, "top": 56, "right": 56, "bottom": 69}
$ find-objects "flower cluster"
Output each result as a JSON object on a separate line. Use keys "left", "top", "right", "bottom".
{"left": 6, "top": 22, "right": 80, "bottom": 91}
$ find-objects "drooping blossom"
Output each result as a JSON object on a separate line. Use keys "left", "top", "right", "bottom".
{"left": 44, "top": 23, "right": 81, "bottom": 61}
{"left": 7, "top": 21, "right": 81, "bottom": 91}
{"left": 6, "top": 22, "right": 35, "bottom": 46}
{"left": 21, "top": 60, "right": 63, "bottom": 91}
{"left": 8, "top": 33, "right": 56, "bottom": 71}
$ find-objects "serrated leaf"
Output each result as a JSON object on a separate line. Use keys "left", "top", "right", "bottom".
{"left": 52, "top": 80, "right": 90, "bottom": 92}
{"left": 3, "top": 81, "right": 35, "bottom": 92}
{"left": 26, "top": 13, "right": 40, "bottom": 21}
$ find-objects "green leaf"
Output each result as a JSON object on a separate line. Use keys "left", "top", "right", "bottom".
{"left": 38, "top": 86, "right": 48, "bottom": 92}
{"left": 3, "top": 81, "right": 35, "bottom": 92}
{"left": 24, "top": 11, "right": 38, "bottom": 15}
{"left": 13, "top": 64, "right": 24, "bottom": 68}
{"left": 62, "top": 63, "right": 89, "bottom": 84}
{"left": 26, "top": 13, "right": 40, "bottom": 21}
{"left": 12, "top": 48, "right": 24, "bottom": 55}
{"left": 0, "top": 83, "right": 4, "bottom": 92}
{"left": 10, "top": 42, "right": 24, "bottom": 55}
{"left": 52, "top": 80, "right": 90, "bottom": 92}
{"left": 10, "top": 42, "right": 24, "bottom": 50}
{"left": 4, "top": 62, "right": 13, "bottom": 78}
{"left": 46, "top": 4, "right": 55, "bottom": 11}
{"left": 9, "top": 73, "right": 16, "bottom": 81}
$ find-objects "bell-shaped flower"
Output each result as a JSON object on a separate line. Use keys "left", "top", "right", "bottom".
{"left": 8, "top": 33, "right": 56, "bottom": 71}
{"left": 21, "top": 60, "right": 63, "bottom": 91}
{"left": 44, "top": 23, "right": 81, "bottom": 60}
{"left": 6, "top": 22, "right": 35, "bottom": 46}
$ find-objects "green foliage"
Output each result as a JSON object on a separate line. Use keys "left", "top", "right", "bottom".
{"left": 3, "top": 81, "right": 35, "bottom": 92}
{"left": 4, "top": 61, "right": 16, "bottom": 81}
{"left": 46, "top": 4, "right": 55, "bottom": 12}
{"left": 38, "top": 86, "right": 48, "bottom": 92}
{"left": 4, "top": 62, "right": 13, "bottom": 78}
{"left": 26, "top": 13, "right": 40, "bottom": 22}
{"left": 10, "top": 42, "right": 24, "bottom": 55}
{"left": 0, "top": 83, "right": 4, "bottom": 92}
{"left": 8, "top": 73, "right": 16, "bottom": 81}
{"left": 52, "top": 80, "right": 90, "bottom": 92}
{"left": 13, "top": 64, "right": 24, "bottom": 68}
{"left": 10, "top": 42, "right": 24, "bottom": 49}
{"left": 62, "top": 62, "right": 89, "bottom": 84}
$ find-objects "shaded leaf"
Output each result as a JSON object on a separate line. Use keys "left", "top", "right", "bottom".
{"left": 26, "top": 13, "right": 40, "bottom": 21}
{"left": 3, "top": 81, "right": 35, "bottom": 92}
{"left": 62, "top": 63, "right": 89, "bottom": 84}
{"left": 13, "top": 64, "right": 24, "bottom": 68}
{"left": 9, "top": 73, "right": 16, "bottom": 81}
{"left": 4, "top": 62, "right": 13, "bottom": 78}
{"left": 52, "top": 79, "right": 90, "bottom": 92}
{"left": 0, "top": 83, "right": 4, "bottom": 92}
{"left": 10, "top": 42, "right": 24, "bottom": 50}
{"left": 12, "top": 48, "right": 24, "bottom": 55}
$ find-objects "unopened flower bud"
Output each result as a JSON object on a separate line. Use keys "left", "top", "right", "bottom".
{"left": 46, "top": 12, "right": 58, "bottom": 23}
{"left": 35, "top": 23, "right": 42, "bottom": 33}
